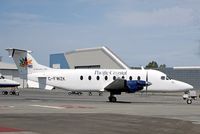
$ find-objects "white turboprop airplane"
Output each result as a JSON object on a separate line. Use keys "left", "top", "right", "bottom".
{"left": 0, "top": 74, "right": 20, "bottom": 95}
{"left": 6, "top": 48, "right": 193, "bottom": 103}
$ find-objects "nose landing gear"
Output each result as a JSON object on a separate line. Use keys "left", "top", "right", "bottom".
{"left": 183, "top": 90, "right": 197, "bottom": 104}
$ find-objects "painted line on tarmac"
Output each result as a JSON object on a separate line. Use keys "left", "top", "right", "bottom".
{"left": 30, "top": 105, "right": 65, "bottom": 109}
{"left": 30, "top": 104, "right": 95, "bottom": 110}
{"left": 0, "top": 106, "right": 15, "bottom": 109}
{"left": 0, "top": 126, "right": 38, "bottom": 134}
{"left": 0, "top": 126, "right": 23, "bottom": 132}
{"left": 60, "top": 104, "right": 95, "bottom": 109}
{"left": 0, "top": 132, "right": 39, "bottom": 134}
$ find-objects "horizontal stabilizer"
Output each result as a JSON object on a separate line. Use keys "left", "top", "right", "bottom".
{"left": 27, "top": 80, "right": 54, "bottom": 90}
{"left": 6, "top": 48, "right": 32, "bottom": 58}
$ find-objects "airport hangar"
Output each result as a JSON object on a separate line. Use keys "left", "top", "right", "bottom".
{"left": 0, "top": 46, "right": 200, "bottom": 90}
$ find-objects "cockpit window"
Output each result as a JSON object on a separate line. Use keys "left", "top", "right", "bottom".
{"left": 166, "top": 76, "right": 171, "bottom": 80}
{"left": 161, "top": 76, "right": 171, "bottom": 80}
{"left": 161, "top": 76, "right": 165, "bottom": 80}
{"left": 0, "top": 76, "right": 4, "bottom": 79}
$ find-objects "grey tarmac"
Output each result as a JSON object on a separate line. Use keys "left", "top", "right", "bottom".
{"left": 0, "top": 89, "right": 199, "bottom": 134}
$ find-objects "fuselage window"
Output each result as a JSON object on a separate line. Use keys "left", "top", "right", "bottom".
{"left": 105, "top": 76, "right": 108, "bottom": 81}
{"left": 80, "top": 76, "right": 83, "bottom": 80}
{"left": 88, "top": 76, "right": 92, "bottom": 80}
{"left": 113, "top": 76, "right": 116, "bottom": 80}
{"left": 96, "top": 76, "right": 100, "bottom": 80}
{"left": 122, "top": 76, "right": 125, "bottom": 79}
{"left": 137, "top": 76, "right": 141, "bottom": 81}
{"left": 129, "top": 76, "right": 132, "bottom": 80}
{"left": 161, "top": 76, "right": 165, "bottom": 80}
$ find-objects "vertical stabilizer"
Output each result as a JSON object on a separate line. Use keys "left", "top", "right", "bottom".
{"left": 6, "top": 48, "right": 50, "bottom": 78}
{"left": 6, "top": 48, "right": 53, "bottom": 90}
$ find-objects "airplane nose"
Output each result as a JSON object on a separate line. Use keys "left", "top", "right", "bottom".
{"left": 177, "top": 80, "right": 193, "bottom": 90}
{"left": 170, "top": 79, "right": 194, "bottom": 92}
{"left": 185, "top": 83, "right": 193, "bottom": 90}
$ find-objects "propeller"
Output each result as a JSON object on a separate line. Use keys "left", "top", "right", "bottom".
{"left": 145, "top": 71, "right": 148, "bottom": 95}
{"left": 145, "top": 71, "right": 152, "bottom": 96}
{"left": 136, "top": 72, "right": 151, "bottom": 95}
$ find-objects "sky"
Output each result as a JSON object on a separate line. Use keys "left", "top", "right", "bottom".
{"left": 0, "top": 0, "right": 200, "bottom": 67}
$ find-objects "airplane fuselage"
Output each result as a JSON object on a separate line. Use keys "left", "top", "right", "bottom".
{"left": 28, "top": 69, "right": 192, "bottom": 92}
{"left": 0, "top": 77, "right": 20, "bottom": 88}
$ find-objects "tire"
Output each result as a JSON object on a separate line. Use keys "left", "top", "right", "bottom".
{"left": 9, "top": 91, "right": 15, "bottom": 95}
{"left": 16, "top": 92, "right": 19, "bottom": 96}
{"left": 187, "top": 99, "right": 192, "bottom": 104}
{"left": 3, "top": 91, "right": 8, "bottom": 95}
{"left": 109, "top": 96, "right": 117, "bottom": 102}
{"left": 68, "top": 92, "right": 71, "bottom": 95}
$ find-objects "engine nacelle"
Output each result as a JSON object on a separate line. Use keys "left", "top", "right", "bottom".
{"left": 126, "top": 80, "right": 148, "bottom": 93}
{"left": 105, "top": 79, "right": 151, "bottom": 94}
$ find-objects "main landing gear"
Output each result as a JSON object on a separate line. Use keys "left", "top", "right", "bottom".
{"left": 108, "top": 93, "right": 117, "bottom": 102}
{"left": 2, "top": 90, "right": 19, "bottom": 96}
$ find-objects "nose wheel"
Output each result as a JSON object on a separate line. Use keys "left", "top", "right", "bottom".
{"left": 186, "top": 99, "right": 192, "bottom": 104}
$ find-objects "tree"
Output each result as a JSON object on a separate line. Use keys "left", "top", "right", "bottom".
{"left": 159, "top": 64, "right": 166, "bottom": 69}
{"left": 145, "top": 61, "right": 158, "bottom": 69}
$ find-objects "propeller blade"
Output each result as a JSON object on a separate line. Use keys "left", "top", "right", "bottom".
{"left": 146, "top": 71, "right": 148, "bottom": 95}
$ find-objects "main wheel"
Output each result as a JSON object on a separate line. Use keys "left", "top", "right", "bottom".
{"left": 99, "top": 92, "right": 103, "bottom": 96}
{"left": 89, "top": 92, "right": 92, "bottom": 96}
{"left": 68, "top": 92, "right": 71, "bottom": 95}
{"left": 187, "top": 99, "right": 192, "bottom": 104}
{"left": 108, "top": 96, "right": 117, "bottom": 102}
{"left": 2, "top": 91, "right": 8, "bottom": 95}
{"left": 9, "top": 91, "right": 16, "bottom": 95}
{"left": 16, "top": 92, "right": 19, "bottom": 96}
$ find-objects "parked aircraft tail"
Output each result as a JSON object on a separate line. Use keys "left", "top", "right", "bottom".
{"left": 6, "top": 48, "right": 53, "bottom": 90}
{"left": 6, "top": 48, "right": 50, "bottom": 76}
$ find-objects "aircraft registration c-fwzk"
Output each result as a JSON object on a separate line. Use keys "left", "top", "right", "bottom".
{"left": 6, "top": 48, "right": 193, "bottom": 103}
